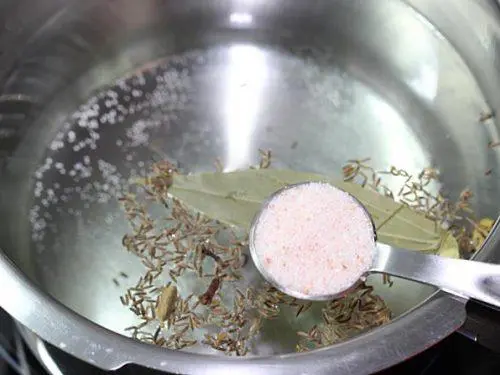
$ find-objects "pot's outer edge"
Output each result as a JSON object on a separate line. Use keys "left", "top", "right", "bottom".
{"left": 0, "top": 249, "right": 466, "bottom": 375}
{"left": 0, "top": 0, "right": 499, "bottom": 373}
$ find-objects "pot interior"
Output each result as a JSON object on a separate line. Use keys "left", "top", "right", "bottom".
{"left": 1, "top": 0, "right": 499, "bottom": 357}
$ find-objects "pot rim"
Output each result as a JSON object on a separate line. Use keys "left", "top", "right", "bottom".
{"left": 2, "top": 0, "right": 500, "bottom": 373}
{"left": 7, "top": 216, "right": 500, "bottom": 375}
{"left": 9, "top": 206, "right": 500, "bottom": 375}
{"left": 0, "top": 248, "right": 467, "bottom": 374}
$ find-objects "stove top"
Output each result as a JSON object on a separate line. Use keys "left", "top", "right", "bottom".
{"left": 3, "top": 308, "right": 500, "bottom": 375}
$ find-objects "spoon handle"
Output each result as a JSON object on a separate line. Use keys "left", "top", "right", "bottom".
{"left": 373, "top": 245, "right": 500, "bottom": 309}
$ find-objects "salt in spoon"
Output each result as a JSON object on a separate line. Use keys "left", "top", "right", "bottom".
{"left": 248, "top": 182, "right": 500, "bottom": 308}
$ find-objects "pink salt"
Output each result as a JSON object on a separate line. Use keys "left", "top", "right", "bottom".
{"left": 253, "top": 182, "right": 375, "bottom": 298}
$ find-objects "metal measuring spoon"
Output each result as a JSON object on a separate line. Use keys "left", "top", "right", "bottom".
{"left": 249, "top": 182, "right": 500, "bottom": 308}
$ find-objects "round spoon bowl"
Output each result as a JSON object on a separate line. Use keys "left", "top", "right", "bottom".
{"left": 249, "top": 182, "right": 500, "bottom": 309}
{"left": 249, "top": 181, "right": 377, "bottom": 300}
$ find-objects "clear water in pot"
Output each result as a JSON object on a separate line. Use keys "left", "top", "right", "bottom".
{"left": 1, "top": 0, "right": 499, "bottom": 356}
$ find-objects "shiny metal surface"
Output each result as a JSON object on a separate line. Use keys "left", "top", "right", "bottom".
{"left": 0, "top": 0, "right": 499, "bottom": 373}
{"left": 0, "top": 250, "right": 466, "bottom": 374}
{"left": 373, "top": 245, "right": 500, "bottom": 309}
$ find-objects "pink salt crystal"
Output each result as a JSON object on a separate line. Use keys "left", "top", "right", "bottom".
{"left": 253, "top": 182, "right": 376, "bottom": 298}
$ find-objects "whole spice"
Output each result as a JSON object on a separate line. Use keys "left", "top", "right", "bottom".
{"left": 156, "top": 284, "right": 178, "bottom": 324}
{"left": 297, "top": 283, "right": 391, "bottom": 351}
{"left": 472, "top": 217, "right": 495, "bottom": 249}
{"left": 166, "top": 169, "right": 449, "bottom": 252}
{"left": 480, "top": 111, "right": 495, "bottom": 122}
{"left": 118, "top": 150, "right": 481, "bottom": 355}
{"left": 200, "top": 277, "right": 221, "bottom": 305}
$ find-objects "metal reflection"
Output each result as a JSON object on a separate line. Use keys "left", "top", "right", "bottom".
{"left": 224, "top": 44, "right": 268, "bottom": 171}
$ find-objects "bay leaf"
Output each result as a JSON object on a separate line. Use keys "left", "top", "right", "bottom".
{"left": 436, "top": 232, "right": 460, "bottom": 259}
{"left": 168, "top": 168, "right": 452, "bottom": 252}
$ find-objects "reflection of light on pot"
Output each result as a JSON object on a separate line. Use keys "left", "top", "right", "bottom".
{"left": 402, "top": 27, "right": 438, "bottom": 102}
{"left": 36, "top": 340, "right": 64, "bottom": 375}
{"left": 224, "top": 45, "right": 268, "bottom": 171}
{"left": 229, "top": 12, "right": 253, "bottom": 25}
{"left": 383, "top": 15, "right": 439, "bottom": 102}
{"left": 407, "top": 63, "right": 438, "bottom": 102}
{"left": 366, "top": 95, "right": 431, "bottom": 186}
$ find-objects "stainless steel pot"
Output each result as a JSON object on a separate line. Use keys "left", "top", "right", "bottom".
{"left": 1, "top": 0, "right": 500, "bottom": 374}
